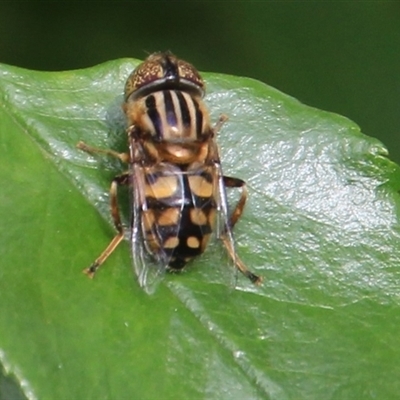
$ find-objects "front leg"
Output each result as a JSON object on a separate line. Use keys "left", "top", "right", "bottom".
{"left": 213, "top": 114, "right": 229, "bottom": 135}
{"left": 77, "top": 141, "right": 130, "bottom": 164}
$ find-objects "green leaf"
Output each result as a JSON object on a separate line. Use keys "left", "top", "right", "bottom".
{"left": 1, "top": 58, "right": 400, "bottom": 400}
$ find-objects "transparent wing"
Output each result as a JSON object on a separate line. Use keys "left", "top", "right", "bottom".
{"left": 185, "top": 160, "right": 238, "bottom": 287}
{"left": 214, "top": 162, "right": 240, "bottom": 288}
{"left": 214, "top": 162, "right": 261, "bottom": 286}
{"left": 130, "top": 160, "right": 185, "bottom": 294}
{"left": 130, "top": 169, "right": 160, "bottom": 294}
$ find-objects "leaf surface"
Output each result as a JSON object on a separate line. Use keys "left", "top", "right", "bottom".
{"left": 1, "top": 59, "right": 400, "bottom": 399}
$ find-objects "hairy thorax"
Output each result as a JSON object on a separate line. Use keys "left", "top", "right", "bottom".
{"left": 125, "top": 89, "right": 213, "bottom": 164}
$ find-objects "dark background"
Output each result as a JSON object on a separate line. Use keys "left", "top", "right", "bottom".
{"left": 1, "top": 2, "right": 399, "bottom": 163}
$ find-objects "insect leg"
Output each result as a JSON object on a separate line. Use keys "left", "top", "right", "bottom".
{"left": 223, "top": 176, "right": 247, "bottom": 228}
{"left": 220, "top": 236, "right": 261, "bottom": 284}
{"left": 77, "top": 141, "right": 130, "bottom": 164}
{"left": 212, "top": 114, "right": 229, "bottom": 135}
{"left": 83, "top": 173, "right": 129, "bottom": 278}
{"left": 221, "top": 175, "right": 262, "bottom": 285}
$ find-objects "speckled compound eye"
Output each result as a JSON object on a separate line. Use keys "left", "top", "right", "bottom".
{"left": 124, "top": 52, "right": 205, "bottom": 100}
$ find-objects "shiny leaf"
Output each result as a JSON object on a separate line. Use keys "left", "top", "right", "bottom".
{"left": 1, "top": 59, "right": 400, "bottom": 400}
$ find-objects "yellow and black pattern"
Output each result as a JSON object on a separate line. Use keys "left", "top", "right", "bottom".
{"left": 78, "top": 51, "right": 261, "bottom": 290}
{"left": 130, "top": 89, "right": 210, "bottom": 143}
{"left": 140, "top": 163, "right": 216, "bottom": 270}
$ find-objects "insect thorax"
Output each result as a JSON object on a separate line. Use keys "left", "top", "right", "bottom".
{"left": 126, "top": 89, "right": 211, "bottom": 143}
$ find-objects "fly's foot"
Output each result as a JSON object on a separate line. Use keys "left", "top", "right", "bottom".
{"left": 83, "top": 263, "right": 99, "bottom": 279}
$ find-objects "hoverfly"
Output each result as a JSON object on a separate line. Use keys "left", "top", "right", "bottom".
{"left": 77, "top": 52, "right": 261, "bottom": 292}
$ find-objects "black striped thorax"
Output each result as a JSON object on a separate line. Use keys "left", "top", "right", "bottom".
{"left": 139, "top": 89, "right": 210, "bottom": 142}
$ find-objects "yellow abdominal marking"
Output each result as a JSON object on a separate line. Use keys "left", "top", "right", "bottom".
{"left": 188, "top": 176, "right": 213, "bottom": 197}
{"left": 190, "top": 208, "right": 207, "bottom": 225}
{"left": 144, "top": 175, "right": 178, "bottom": 198}
{"left": 142, "top": 210, "right": 155, "bottom": 231}
{"left": 164, "top": 236, "right": 180, "bottom": 248}
{"left": 187, "top": 236, "right": 201, "bottom": 248}
{"left": 158, "top": 208, "right": 180, "bottom": 225}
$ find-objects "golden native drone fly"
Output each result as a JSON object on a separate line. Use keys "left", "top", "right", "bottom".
{"left": 77, "top": 52, "right": 261, "bottom": 291}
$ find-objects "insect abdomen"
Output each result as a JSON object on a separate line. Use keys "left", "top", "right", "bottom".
{"left": 152, "top": 206, "right": 214, "bottom": 270}
{"left": 141, "top": 163, "right": 217, "bottom": 269}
